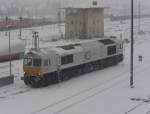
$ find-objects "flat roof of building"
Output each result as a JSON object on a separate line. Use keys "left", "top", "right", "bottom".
{"left": 62, "top": 5, "right": 108, "bottom": 10}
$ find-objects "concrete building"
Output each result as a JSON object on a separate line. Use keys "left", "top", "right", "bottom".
{"left": 65, "top": 7, "right": 104, "bottom": 39}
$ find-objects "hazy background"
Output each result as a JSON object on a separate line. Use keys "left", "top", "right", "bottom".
{"left": 0, "top": 0, "right": 149, "bottom": 18}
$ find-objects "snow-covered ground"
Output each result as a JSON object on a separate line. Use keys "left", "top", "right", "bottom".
{"left": 0, "top": 18, "right": 150, "bottom": 114}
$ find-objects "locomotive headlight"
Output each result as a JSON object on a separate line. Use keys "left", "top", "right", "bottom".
{"left": 37, "top": 68, "right": 43, "bottom": 76}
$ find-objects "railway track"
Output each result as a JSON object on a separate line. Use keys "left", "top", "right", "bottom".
{"left": 0, "top": 31, "right": 149, "bottom": 114}
{"left": 32, "top": 53, "right": 150, "bottom": 114}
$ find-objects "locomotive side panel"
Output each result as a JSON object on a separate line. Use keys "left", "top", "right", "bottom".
{"left": 81, "top": 41, "right": 106, "bottom": 63}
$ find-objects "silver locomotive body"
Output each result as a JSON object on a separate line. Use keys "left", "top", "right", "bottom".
{"left": 22, "top": 37, "right": 124, "bottom": 87}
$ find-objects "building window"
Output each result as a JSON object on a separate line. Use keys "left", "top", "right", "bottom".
{"left": 107, "top": 46, "right": 116, "bottom": 55}
{"left": 61, "top": 54, "right": 73, "bottom": 65}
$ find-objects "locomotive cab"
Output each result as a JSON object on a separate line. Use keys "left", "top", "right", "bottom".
{"left": 23, "top": 52, "right": 42, "bottom": 77}
{"left": 22, "top": 51, "right": 45, "bottom": 87}
{"left": 23, "top": 57, "right": 42, "bottom": 77}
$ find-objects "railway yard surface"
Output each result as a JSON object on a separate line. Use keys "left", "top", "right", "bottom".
{"left": 0, "top": 18, "right": 150, "bottom": 114}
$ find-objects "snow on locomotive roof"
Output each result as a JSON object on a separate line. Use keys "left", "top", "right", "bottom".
{"left": 35, "top": 36, "right": 119, "bottom": 49}
{"left": 27, "top": 36, "right": 120, "bottom": 56}
{"left": 53, "top": 45, "right": 83, "bottom": 55}
{"left": 31, "top": 36, "right": 120, "bottom": 56}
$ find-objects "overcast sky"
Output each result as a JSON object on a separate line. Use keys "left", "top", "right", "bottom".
{"left": 0, "top": 0, "right": 149, "bottom": 9}
{"left": 0, "top": 0, "right": 149, "bottom": 17}
{"left": 0, "top": 0, "right": 149, "bottom": 6}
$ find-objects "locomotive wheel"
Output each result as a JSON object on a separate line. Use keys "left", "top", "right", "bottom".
{"left": 62, "top": 74, "right": 70, "bottom": 81}
{"left": 94, "top": 63, "right": 101, "bottom": 70}
{"left": 83, "top": 64, "right": 94, "bottom": 73}
{"left": 77, "top": 69, "right": 83, "bottom": 76}
{"left": 24, "top": 77, "right": 30, "bottom": 85}
{"left": 101, "top": 60, "right": 106, "bottom": 69}
{"left": 40, "top": 77, "right": 49, "bottom": 87}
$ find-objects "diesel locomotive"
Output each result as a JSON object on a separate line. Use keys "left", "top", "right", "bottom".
{"left": 22, "top": 35, "right": 124, "bottom": 88}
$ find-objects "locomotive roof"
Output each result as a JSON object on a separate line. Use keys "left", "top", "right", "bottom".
{"left": 26, "top": 36, "right": 121, "bottom": 57}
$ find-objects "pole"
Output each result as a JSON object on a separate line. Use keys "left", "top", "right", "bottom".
{"left": 19, "top": 17, "right": 22, "bottom": 39}
{"left": 9, "top": 30, "right": 12, "bottom": 77}
{"left": 5, "top": 16, "right": 8, "bottom": 36}
{"left": 130, "top": 0, "right": 134, "bottom": 88}
{"left": 6, "top": 16, "right": 12, "bottom": 77}
{"left": 138, "top": 0, "right": 141, "bottom": 33}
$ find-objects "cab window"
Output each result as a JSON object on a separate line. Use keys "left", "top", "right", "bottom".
{"left": 44, "top": 59, "right": 51, "bottom": 66}
{"left": 24, "top": 58, "right": 32, "bottom": 66}
{"left": 33, "top": 59, "right": 41, "bottom": 67}
{"left": 44, "top": 60, "right": 48, "bottom": 66}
